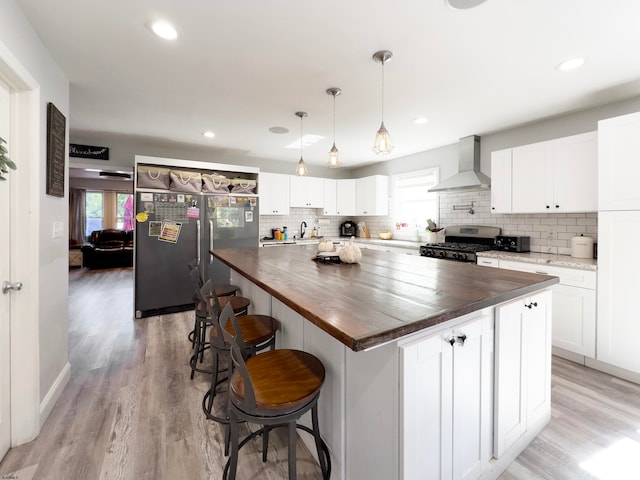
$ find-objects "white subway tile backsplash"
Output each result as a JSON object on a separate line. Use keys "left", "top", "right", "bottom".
{"left": 259, "top": 190, "right": 597, "bottom": 255}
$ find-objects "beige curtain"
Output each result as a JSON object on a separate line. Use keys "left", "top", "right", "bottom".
{"left": 69, "top": 188, "right": 86, "bottom": 243}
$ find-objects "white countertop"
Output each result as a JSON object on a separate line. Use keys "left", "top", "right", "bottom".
{"left": 476, "top": 250, "right": 597, "bottom": 271}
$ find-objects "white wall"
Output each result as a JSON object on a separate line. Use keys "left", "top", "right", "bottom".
{"left": 0, "top": 0, "right": 70, "bottom": 440}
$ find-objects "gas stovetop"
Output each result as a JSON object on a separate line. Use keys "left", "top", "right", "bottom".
{"left": 419, "top": 225, "right": 501, "bottom": 262}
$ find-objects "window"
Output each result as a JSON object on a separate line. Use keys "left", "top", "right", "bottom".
{"left": 393, "top": 169, "right": 439, "bottom": 231}
{"left": 85, "top": 191, "right": 104, "bottom": 238}
{"left": 116, "top": 193, "right": 134, "bottom": 230}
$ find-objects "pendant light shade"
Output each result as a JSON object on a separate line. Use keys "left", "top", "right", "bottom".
{"left": 372, "top": 50, "right": 394, "bottom": 155}
{"left": 326, "top": 87, "right": 342, "bottom": 168}
{"left": 295, "top": 111, "right": 308, "bottom": 176}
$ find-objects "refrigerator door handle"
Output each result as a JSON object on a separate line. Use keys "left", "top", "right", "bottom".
{"left": 196, "top": 219, "right": 201, "bottom": 266}
{"left": 209, "top": 219, "right": 214, "bottom": 264}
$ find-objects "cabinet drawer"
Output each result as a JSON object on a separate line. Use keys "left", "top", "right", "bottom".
{"left": 499, "top": 260, "right": 596, "bottom": 289}
{"left": 477, "top": 257, "right": 500, "bottom": 268}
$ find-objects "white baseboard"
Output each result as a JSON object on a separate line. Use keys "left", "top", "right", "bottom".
{"left": 39, "top": 362, "right": 71, "bottom": 428}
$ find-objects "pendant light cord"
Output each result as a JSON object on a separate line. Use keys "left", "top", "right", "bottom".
{"left": 380, "top": 59, "right": 385, "bottom": 123}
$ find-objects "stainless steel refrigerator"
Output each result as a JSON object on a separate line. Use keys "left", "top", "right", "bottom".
{"left": 134, "top": 192, "right": 258, "bottom": 318}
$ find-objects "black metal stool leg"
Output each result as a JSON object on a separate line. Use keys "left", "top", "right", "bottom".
{"left": 312, "top": 403, "right": 329, "bottom": 478}
{"left": 288, "top": 421, "right": 297, "bottom": 480}
{"left": 262, "top": 425, "right": 270, "bottom": 462}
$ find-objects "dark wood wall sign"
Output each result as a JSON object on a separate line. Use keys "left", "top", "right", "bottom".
{"left": 46, "top": 102, "right": 66, "bottom": 197}
{"left": 69, "top": 143, "right": 109, "bottom": 160}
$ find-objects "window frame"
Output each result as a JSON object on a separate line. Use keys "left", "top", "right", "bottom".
{"left": 392, "top": 168, "right": 440, "bottom": 233}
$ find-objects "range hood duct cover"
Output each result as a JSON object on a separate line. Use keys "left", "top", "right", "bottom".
{"left": 428, "top": 135, "right": 491, "bottom": 193}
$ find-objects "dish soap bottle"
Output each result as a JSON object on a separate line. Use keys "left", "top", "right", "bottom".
{"left": 311, "top": 227, "right": 317, "bottom": 238}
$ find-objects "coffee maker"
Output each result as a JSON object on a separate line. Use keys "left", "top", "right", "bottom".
{"left": 340, "top": 221, "right": 358, "bottom": 237}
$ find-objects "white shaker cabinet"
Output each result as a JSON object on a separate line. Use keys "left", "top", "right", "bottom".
{"left": 495, "top": 132, "right": 597, "bottom": 214}
{"left": 597, "top": 211, "right": 640, "bottom": 373}
{"left": 400, "top": 311, "right": 493, "bottom": 480}
{"left": 289, "top": 175, "right": 324, "bottom": 208}
{"left": 355, "top": 175, "right": 389, "bottom": 216}
{"left": 494, "top": 290, "right": 551, "bottom": 458}
{"left": 336, "top": 179, "right": 356, "bottom": 216}
{"left": 498, "top": 260, "right": 596, "bottom": 359}
{"left": 322, "top": 179, "right": 337, "bottom": 215}
{"left": 511, "top": 140, "right": 554, "bottom": 213}
{"left": 259, "top": 172, "right": 290, "bottom": 215}
{"left": 490, "top": 148, "right": 512, "bottom": 213}
{"left": 598, "top": 111, "right": 640, "bottom": 211}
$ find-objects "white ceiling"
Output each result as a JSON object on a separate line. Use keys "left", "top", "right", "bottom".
{"left": 16, "top": 0, "right": 640, "bottom": 170}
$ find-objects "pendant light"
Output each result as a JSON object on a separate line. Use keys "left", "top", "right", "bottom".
{"left": 295, "top": 111, "right": 308, "bottom": 176}
{"left": 326, "top": 87, "right": 342, "bottom": 168}
{"left": 372, "top": 50, "right": 394, "bottom": 155}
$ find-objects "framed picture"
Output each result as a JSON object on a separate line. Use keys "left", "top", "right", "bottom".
{"left": 46, "top": 102, "right": 66, "bottom": 197}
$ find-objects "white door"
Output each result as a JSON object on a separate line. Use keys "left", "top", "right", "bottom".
{"left": 0, "top": 79, "right": 12, "bottom": 461}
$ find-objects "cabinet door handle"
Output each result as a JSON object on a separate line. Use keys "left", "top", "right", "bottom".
{"left": 446, "top": 335, "right": 456, "bottom": 346}
{"left": 525, "top": 301, "right": 538, "bottom": 309}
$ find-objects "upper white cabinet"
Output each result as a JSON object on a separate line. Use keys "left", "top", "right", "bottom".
{"left": 492, "top": 132, "right": 597, "bottom": 214}
{"left": 598, "top": 111, "right": 640, "bottom": 211}
{"left": 289, "top": 175, "right": 324, "bottom": 208}
{"left": 490, "top": 148, "right": 513, "bottom": 213}
{"left": 259, "top": 172, "right": 290, "bottom": 215}
{"left": 322, "top": 179, "right": 337, "bottom": 215}
{"left": 355, "top": 175, "right": 389, "bottom": 216}
{"left": 336, "top": 179, "right": 356, "bottom": 216}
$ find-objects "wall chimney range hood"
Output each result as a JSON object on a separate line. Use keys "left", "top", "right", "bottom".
{"left": 428, "top": 135, "right": 490, "bottom": 193}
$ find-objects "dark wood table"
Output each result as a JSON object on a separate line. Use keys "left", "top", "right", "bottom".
{"left": 213, "top": 246, "right": 558, "bottom": 351}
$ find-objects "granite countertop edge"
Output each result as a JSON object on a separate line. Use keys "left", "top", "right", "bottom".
{"left": 476, "top": 251, "right": 597, "bottom": 271}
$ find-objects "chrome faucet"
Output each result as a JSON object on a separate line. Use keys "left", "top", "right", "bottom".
{"left": 300, "top": 221, "right": 307, "bottom": 238}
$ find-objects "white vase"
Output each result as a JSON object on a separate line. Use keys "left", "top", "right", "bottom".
{"left": 425, "top": 231, "right": 437, "bottom": 244}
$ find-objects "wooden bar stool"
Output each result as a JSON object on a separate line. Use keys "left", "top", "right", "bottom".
{"left": 189, "top": 279, "right": 251, "bottom": 380}
{"left": 186, "top": 261, "right": 240, "bottom": 348}
{"left": 198, "top": 280, "right": 278, "bottom": 451}
{"left": 219, "top": 303, "right": 331, "bottom": 480}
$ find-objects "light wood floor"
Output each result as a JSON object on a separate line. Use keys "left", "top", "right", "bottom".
{"left": 1, "top": 268, "right": 640, "bottom": 479}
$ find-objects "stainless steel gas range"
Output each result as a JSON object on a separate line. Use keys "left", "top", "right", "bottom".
{"left": 419, "top": 225, "right": 501, "bottom": 263}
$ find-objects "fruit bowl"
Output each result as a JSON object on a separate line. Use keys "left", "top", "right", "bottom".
{"left": 378, "top": 232, "right": 393, "bottom": 240}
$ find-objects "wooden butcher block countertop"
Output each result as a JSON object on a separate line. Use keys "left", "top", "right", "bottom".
{"left": 213, "top": 245, "right": 558, "bottom": 352}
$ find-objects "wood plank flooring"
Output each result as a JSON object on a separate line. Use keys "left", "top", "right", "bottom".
{"left": 1, "top": 268, "right": 640, "bottom": 479}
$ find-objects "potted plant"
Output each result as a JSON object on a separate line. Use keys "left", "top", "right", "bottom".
{"left": 0, "top": 136, "right": 16, "bottom": 181}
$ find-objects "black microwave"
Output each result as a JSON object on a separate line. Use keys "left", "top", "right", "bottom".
{"left": 494, "top": 235, "right": 530, "bottom": 252}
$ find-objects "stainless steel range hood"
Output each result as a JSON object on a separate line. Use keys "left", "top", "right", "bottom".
{"left": 428, "top": 135, "right": 490, "bottom": 193}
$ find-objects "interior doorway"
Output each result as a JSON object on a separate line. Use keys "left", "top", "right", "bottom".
{"left": 0, "top": 73, "right": 11, "bottom": 463}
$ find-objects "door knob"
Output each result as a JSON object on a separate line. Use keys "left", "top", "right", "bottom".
{"left": 2, "top": 281, "right": 23, "bottom": 294}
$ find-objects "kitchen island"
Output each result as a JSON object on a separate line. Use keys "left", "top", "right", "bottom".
{"left": 214, "top": 246, "right": 559, "bottom": 480}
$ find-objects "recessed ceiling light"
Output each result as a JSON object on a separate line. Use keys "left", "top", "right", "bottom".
{"left": 557, "top": 56, "right": 586, "bottom": 72}
{"left": 413, "top": 117, "right": 429, "bottom": 125}
{"left": 203, "top": 131, "right": 215, "bottom": 138}
{"left": 149, "top": 20, "right": 179, "bottom": 40}
{"left": 446, "top": 0, "right": 488, "bottom": 9}
{"left": 269, "top": 126, "right": 289, "bottom": 134}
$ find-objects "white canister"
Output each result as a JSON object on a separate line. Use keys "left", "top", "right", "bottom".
{"left": 571, "top": 235, "right": 594, "bottom": 258}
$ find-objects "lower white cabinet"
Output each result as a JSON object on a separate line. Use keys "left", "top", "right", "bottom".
{"left": 487, "top": 259, "right": 596, "bottom": 358}
{"left": 400, "top": 311, "right": 494, "bottom": 480}
{"left": 597, "top": 211, "right": 640, "bottom": 373}
{"left": 494, "top": 290, "right": 552, "bottom": 458}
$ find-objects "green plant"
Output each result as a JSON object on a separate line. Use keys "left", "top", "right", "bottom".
{"left": 0, "top": 136, "right": 16, "bottom": 181}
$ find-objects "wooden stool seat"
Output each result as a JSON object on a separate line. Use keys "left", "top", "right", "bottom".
{"left": 214, "top": 284, "right": 239, "bottom": 297}
{"left": 230, "top": 349, "right": 324, "bottom": 413}
{"left": 220, "top": 303, "right": 330, "bottom": 480}
{"left": 218, "top": 295, "right": 250, "bottom": 315}
{"left": 210, "top": 314, "right": 279, "bottom": 347}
